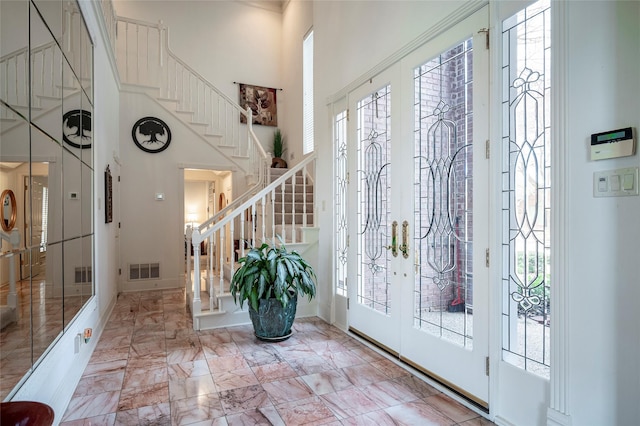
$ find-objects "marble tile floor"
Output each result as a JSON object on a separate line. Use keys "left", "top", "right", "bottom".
{"left": 61, "top": 289, "right": 494, "bottom": 425}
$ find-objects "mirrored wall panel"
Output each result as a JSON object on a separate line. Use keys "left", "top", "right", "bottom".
{"left": 0, "top": 0, "right": 94, "bottom": 401}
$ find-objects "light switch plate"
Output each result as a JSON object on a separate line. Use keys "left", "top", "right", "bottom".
{"left": 593, "top": 167, "right": 639, "bottom": 197}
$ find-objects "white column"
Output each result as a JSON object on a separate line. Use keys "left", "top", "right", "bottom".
{"left": 547, "top": 1, "right": 572, "bottom": 425}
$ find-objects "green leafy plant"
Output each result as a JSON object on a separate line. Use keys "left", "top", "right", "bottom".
{"left": 230, "top": 240, "right": 316, "bottom": 312}
{"left": 273, "top": 129, "right": 284, "bottom": 158}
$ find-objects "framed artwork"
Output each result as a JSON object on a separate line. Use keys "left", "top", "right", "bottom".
{"left": 105, "top": 165, "right": 113, "bottom": 223}
{"left": 238, "top": 83, "right": 278, "bottom": 126}
{"left": 132, "top": 116, "right": 172, "bottom": 153}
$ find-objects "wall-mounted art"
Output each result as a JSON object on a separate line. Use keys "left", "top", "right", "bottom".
{"left": 238, "top": 83, "right": 278, "bottom": 127}
{"left": 132, "top": 117, "right": 172, "bottom": 153}
{"left": 104, "top": 165, "right": 113, "bottom": 223}
{"left": 63, "top": 109, "right": 92, "bottom": 149}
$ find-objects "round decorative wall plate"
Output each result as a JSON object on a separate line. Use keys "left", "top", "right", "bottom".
{"left": 132, "top": 116, "right": 172, "bottom": 153}
{"left": 62, "top": 109, "right": 92, "bottom": 149}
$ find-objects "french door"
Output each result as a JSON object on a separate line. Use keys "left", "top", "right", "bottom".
{"left": 346, "top": 7, "right": 490, "bottom": 407}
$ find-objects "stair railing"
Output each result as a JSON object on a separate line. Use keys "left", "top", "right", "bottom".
{"left": 114, "top": 16, "right": 266, "bottom": 178}
{"left": 0, "top": 40, "right": 65, "bottom": 113}
{"left": 198, "top": 127, "right": 269, "bottom": 232}
{"left": 187, "top": 155, "right": 316, "bottom": 320}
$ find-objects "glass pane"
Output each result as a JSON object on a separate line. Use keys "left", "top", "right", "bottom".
{"left": 334, "top": 110, "right": 348, "bottom": 297}
{"left": 356, "top": 85, "right": 391, "bottom": 314}
{"left": 80, "top": 20, "right": 93, "bottom": 104}
{"left": 61, "top": 71, "right": 87, "bottom": 152}
{"left": 80, "top": 235, "right": 93, "bottom": 306}
{"left": 0, "top": 100, "right": 31, "bottom": 400}
{"left": 501, "top": 0, "right": 551, "bottom": 379}
{"left": 32, "top": 0, "right": 63, "bottom": 41}
{"left": 0, "top": 249, "right": 34, "bottom": 400}
{"left": 28, "top": 158, "right": 61, "bottom": 372}
{"left": 63, "top": 238, "right": 83, "bottom": 328}
{"left": 413, "top": 38, "right": 474, "bottom": 348}
{"left": 1, "top": 0, "right": 29, "bottom": 113}
{"left": 80, "top": 91, "right": 93, "bottom": 168}
{"left": 30, "top": 2, "right": 64, "bottom": 145}
{"left": 62, "top": 1, "right": 81, "bottom": 77}
{"left": 81, "top": 161, "right": 92, "bottom": 236}
{"left": 63, "top": 149, "right": 82, "bottom": 240}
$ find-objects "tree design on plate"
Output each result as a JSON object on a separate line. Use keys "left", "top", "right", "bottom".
{"left": 131, "top": 117, "right": 172, "bottom": 153}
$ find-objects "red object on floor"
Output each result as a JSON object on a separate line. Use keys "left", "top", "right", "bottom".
{"left": 0, "top": 401, "right": 54, "bottom": 426}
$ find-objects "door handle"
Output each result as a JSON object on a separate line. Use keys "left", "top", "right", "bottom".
{"left": 400, "top": 220, "right": 409, "bottom": 259}
{"left": 386, "top": 220, "right": 398, "bottom": 257}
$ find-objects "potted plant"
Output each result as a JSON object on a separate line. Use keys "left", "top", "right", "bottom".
{"left": 271, "top": 128, "right": 287, "bottom": 168}
{"left": 230, "top": 240, "right": 316, "bottom": 341}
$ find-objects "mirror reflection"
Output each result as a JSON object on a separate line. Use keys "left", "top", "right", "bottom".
{"left": 0, "top": 0, "right": 94, "bottom": 400}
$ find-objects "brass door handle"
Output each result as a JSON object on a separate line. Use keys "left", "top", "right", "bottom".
{"left": 386, "top": 220, "right": 398, "bottom": 257}
{"left": 400, "top": 220, "right": 409, "bottom": 259}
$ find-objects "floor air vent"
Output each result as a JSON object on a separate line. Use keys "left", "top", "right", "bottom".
{"left": 129, "top": 263, "right": 160, "bottom": 280}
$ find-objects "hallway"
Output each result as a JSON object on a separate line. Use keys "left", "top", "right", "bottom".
{"left": 60, "top": 289, "right": 493, "bottom": 425}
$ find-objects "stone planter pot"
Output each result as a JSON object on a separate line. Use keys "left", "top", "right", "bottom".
{"left": 248, "top": 291, "right": 297, "bottom": 341}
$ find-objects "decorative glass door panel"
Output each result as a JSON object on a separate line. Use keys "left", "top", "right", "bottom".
{"left": 413, "top": 39, "right": 475, "bottom": 348}
{"left": 357, "top": 85, "right": 392, "bottom": 315}
{"left": 347, "top": 65, "right": 403, "bottom": 351}
{"left": 501, "top": 0, "right": 551, "bottom": 379}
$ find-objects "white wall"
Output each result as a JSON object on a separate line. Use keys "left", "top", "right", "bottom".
{"left": 113, "top": 0, "right": 284, "bottom": 291}
{"left": 114, "top": 0, "right": 283, "bottom": 152}
{"left": 565, "top": 2, "right": 640, "bottom": 425}
{"left": 281, "top": 0, "right": 312, "bottom": 166}
{"left": 118, "top": 90, "right": 255, "bottom": 290}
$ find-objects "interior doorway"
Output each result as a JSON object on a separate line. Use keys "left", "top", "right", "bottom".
{"left": 183, "top": 168, "right": 232, "bottom": 268}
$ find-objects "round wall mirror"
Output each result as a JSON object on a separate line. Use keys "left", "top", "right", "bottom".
{"left": 1, "top": 189, "right": 17, "bottom": 232}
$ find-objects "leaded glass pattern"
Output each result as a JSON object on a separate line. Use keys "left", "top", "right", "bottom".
{"left": 501, "top": 0, "right": 551, "bottom": 378}
{"left": 335, "top": 110, "right": 348, "bottom": 297}
{"left": 357, "top": 86, "right": 391, "bottom": 314}
{"left": 413, "top": 39, "right": 474, "bottom": 347}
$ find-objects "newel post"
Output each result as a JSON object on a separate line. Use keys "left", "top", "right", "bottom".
{"left": 185, "top": 225, "right": 193, "bottom": 298}
{"left": 191, "top": 228, "right": 202, "bottom": 319}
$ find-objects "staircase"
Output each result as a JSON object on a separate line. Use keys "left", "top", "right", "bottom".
{"left": 186, "top": 156, "right": 317, "bottom": 330}
{"left": 115, "top": 16, "right": 266, "bottom": 184}
{"left": 271, "top": 167, "right": 315, "bottom": 240}
{"left": 108, "top": 12, "right": 318, "bottom": 330}
{"left": 1, "top": 2, "right": 318, "bottom": 331}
